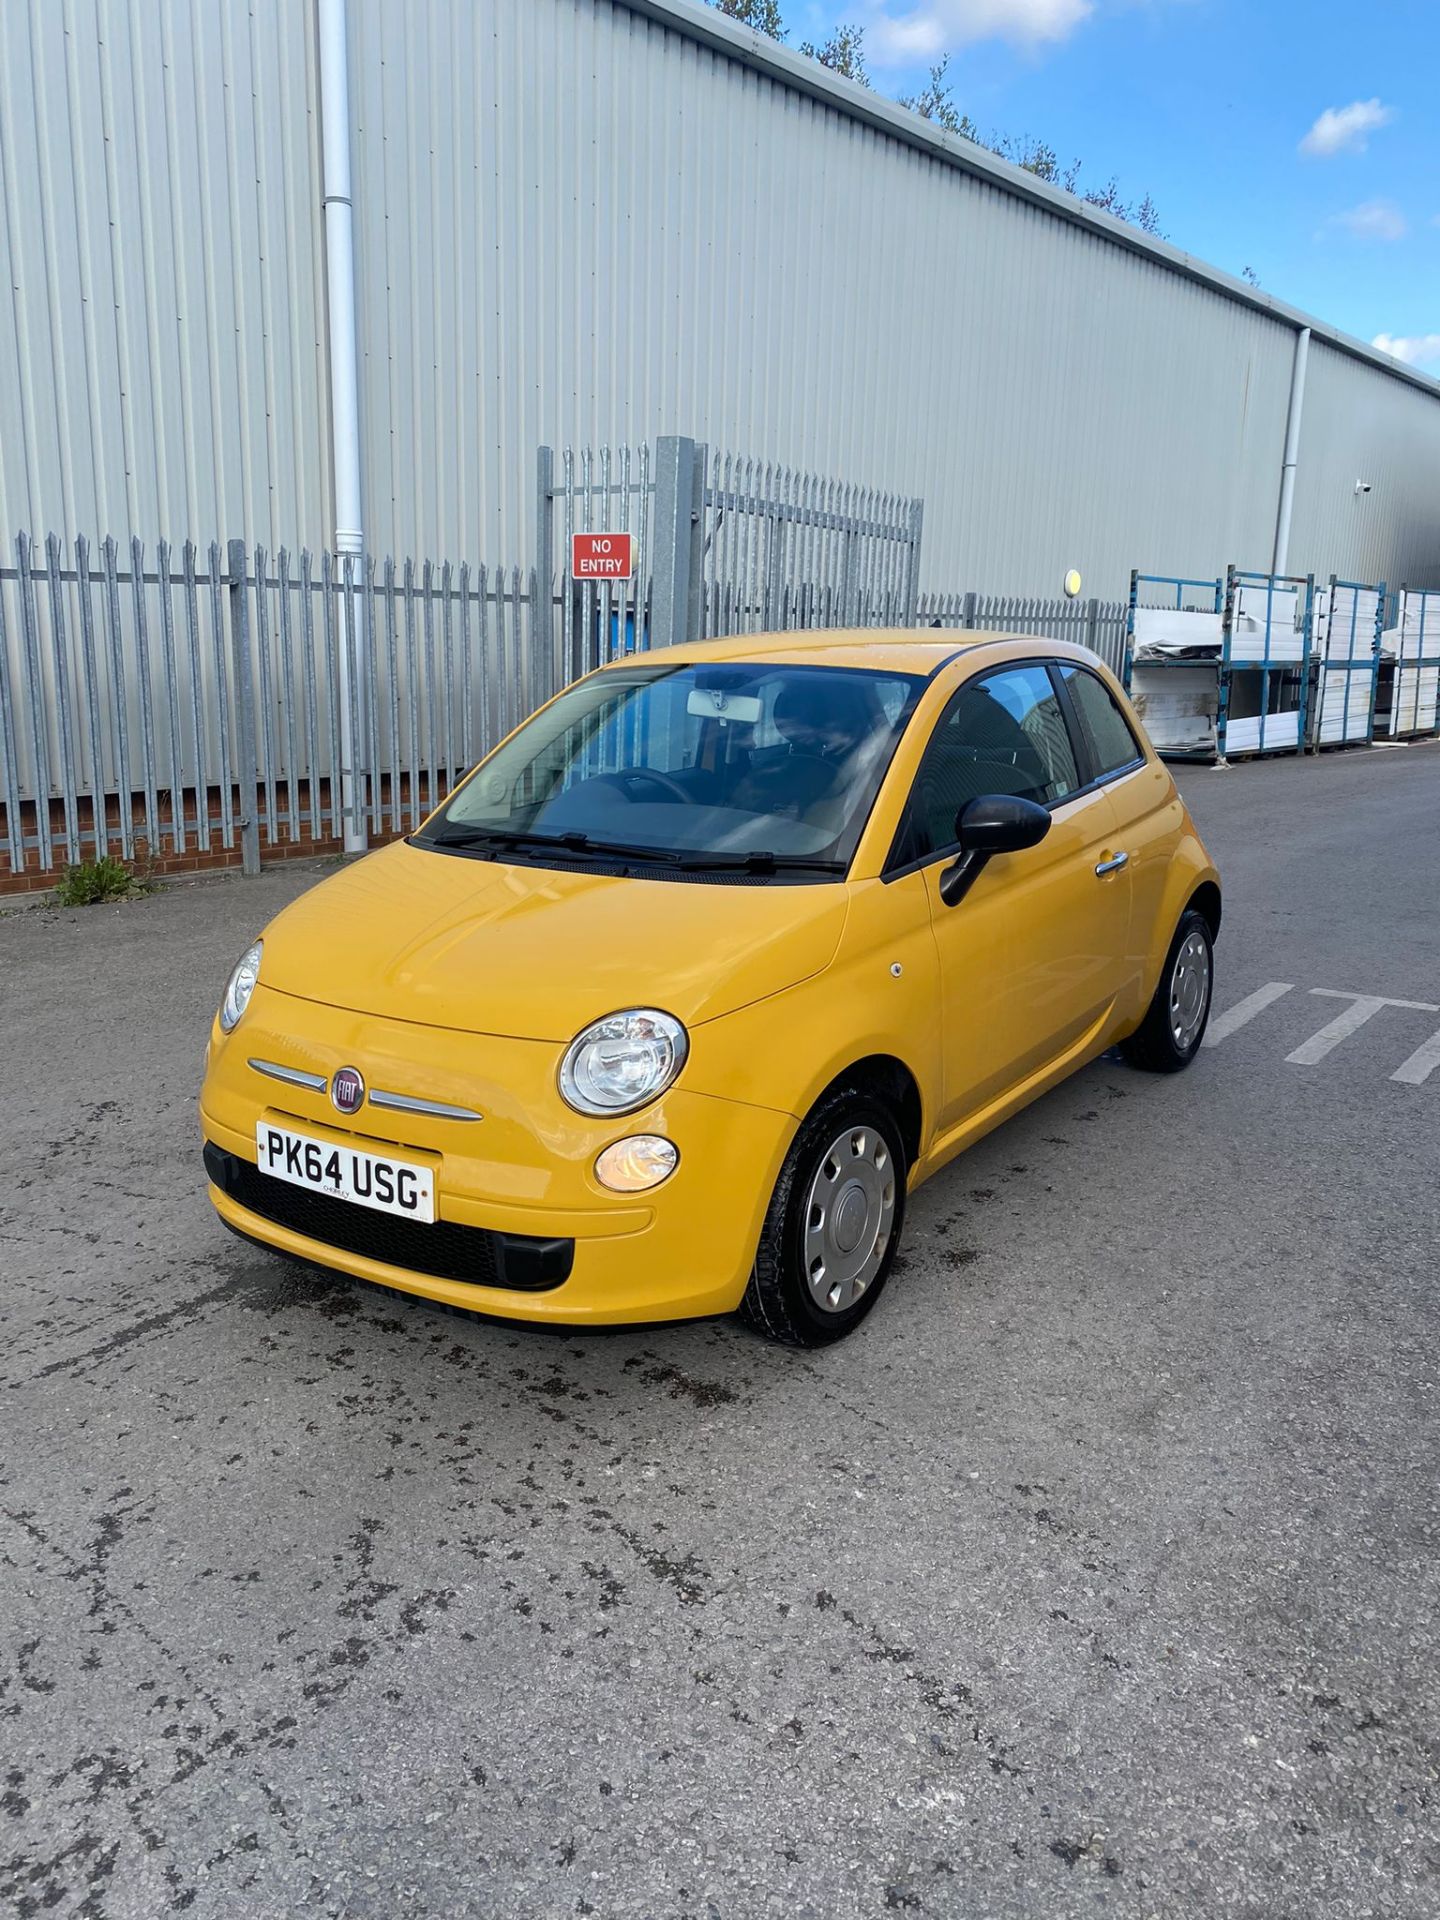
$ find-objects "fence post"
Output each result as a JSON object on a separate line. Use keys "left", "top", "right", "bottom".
{"left": 903, "top": 499, "right": 924, "bottom": 626}
{"left": 651, "top": 435, "right": 699, "bottom": 649}
{"left": 961, "top": 589, "right": 977, "bottom": 631}
{"left": 1084, "top": 596, "right": 1100, "bottom": 656}
{"left": 767, "top": 478, "right": 788, "bottom": 630}
{"left": 536, "top": 445, "right": 555, "bottom": 679}
{"left": 226, "top": 538, "right": 261, "bottom": 876}
{"left": 841, "top": 530, "right": 861, "bottom": 627}
{"left": 687, "top": 445, "right": 706, "bottom": 641}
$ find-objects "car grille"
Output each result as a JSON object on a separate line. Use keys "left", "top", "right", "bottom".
{"left": 203, "top": 1144, "right": 573, "bottom": 1291}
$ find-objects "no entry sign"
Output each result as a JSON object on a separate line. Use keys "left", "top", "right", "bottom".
{"left": 571, "top": 531, "right": 634, "bottom": 580}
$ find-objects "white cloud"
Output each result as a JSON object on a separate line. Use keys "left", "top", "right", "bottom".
{"left": 1299, "top": 98, "right": 1394, "bottom": 157}
{"left": 1329, "top": 199, "right": 1408, "bottom": 241}
{"left": 866, "top": 0, "right": 1093, "bottom": 65}
{"left": 1372, "top": 332, "right": 1440, "bottom": 368}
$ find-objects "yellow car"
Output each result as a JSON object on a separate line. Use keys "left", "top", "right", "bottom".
{"left": 201, "top": 631, "right": 1219, "bottom": 1346}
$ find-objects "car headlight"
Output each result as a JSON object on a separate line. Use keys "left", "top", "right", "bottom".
{"left": 219, "top": 939, "right": 263, "bottom": 1032}
{"left": 559, "top": 1009, "right": 688, "bottom": 1116}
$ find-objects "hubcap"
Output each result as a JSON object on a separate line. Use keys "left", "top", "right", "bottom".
{"left": 1169, "top": 929, "right": 1211, "bottom": 1050}
{"left": 803, "top": 1126, "right": 897, "bottom": 1314}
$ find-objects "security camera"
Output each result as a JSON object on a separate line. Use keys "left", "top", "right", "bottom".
{"left": 1354, "top": 479, "right": 1372, "bottom": 495}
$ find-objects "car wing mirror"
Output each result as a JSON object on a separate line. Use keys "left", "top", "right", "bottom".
{"left": 938, "top": 794, "right": 1051, "bottom": 908}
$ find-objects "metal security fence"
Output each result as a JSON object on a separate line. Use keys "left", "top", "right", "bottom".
{"left": 0, "top": 534, "right": 546, "bottom": 880}
{"left": 10, "top": 440, "right": 1182, "bottom": 890}
{"left": 917, "top": 591, "right": 1129, "bottom": 675}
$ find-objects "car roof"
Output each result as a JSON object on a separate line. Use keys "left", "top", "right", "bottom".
{"left": 606, "top": 629, "right": 1102, "bottom": 678}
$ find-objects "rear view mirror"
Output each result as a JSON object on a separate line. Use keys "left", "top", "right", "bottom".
{"left": 939, "top": 793, "right": 1051, "bottom": 907}
{"left": 955, "top": 793, "right": 1051, "bottom": 855}
{"left": 686, "top": 688, "right": 763, "bottom": 724}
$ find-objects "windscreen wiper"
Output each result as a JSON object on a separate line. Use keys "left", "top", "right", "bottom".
{"left": 675, "top": 850, "right": 846, "bottom": 874}
{"left": 424, "top": 826, "right": 684, "bottom": 866}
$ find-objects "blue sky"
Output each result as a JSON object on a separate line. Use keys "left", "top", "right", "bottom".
{"left": 753, "top": 0, "right": 1440, "bottom": 369}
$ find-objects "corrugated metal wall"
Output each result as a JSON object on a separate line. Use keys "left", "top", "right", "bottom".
{"left": 1293, "top": 341, "right": 1440, "bottom": 590}
{"left": 0, "top": 0, "right": 329, "bottom": 550}
{"left": 2, "top": 0, "right": 1438, "bottom": 597}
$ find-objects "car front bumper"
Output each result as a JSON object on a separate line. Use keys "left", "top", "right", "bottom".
{"left": 199, "top": 984, "right": 795, "bottom": 1325}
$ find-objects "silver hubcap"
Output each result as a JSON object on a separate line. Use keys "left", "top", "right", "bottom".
{"left": 1170, "top": 929, "right": 1211, "bottom": 1050}
{"left": 803, "top": 1126, "right": 896, "bottom": 1313}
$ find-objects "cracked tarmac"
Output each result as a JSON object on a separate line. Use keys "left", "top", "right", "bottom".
{"left": 2, "top": 744, "right": 1438, "bottom": 1917}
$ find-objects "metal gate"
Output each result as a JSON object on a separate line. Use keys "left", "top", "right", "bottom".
{"left": 697, "top": 455, "right": 922, "bottom": 636}
{"left": 537, "top": 437, "right": 923, "bottom": 665}
{"left": 536, "top": 443, "right": 655, "bottom": 687}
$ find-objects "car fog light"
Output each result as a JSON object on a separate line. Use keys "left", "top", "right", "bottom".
{"left": 595, "top": 1135, "right": 678, "bottom": 1193}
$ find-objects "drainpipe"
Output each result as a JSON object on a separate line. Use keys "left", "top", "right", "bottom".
{"left": 1272, "top": 325, "right": 1310, "bottom": 576}
{"left": 317, "top": 0, "right": 366, "bottom": 852}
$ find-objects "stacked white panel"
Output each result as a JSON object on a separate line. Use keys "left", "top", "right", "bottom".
{"left": 1131, "top": 607, "right": 1224, "bottom": 659}
{"left": 1129, "top": 666, "right": 1218, "bottom": 756}
{"left": 1224, "top": 711, "right": 1302, "bottom": 754}
{"left": 1230, "top": 585, "right": 1306, "bottom": 662}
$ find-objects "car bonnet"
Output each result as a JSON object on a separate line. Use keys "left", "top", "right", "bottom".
{"left": 253, "top": 837, "right": 850, "bottom": 1041}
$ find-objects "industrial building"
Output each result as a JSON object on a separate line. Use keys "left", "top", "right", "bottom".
{"left": 1, "top": 0, "right": 1438, "bottom": 601}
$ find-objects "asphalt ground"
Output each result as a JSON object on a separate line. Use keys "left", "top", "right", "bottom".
{"left": 2, "top": 740, "right": 1438, "bottom": 1919}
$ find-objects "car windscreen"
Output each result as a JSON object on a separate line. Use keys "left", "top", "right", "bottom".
{"left": 415, "top": 660, "right": 925, "bottom": 877}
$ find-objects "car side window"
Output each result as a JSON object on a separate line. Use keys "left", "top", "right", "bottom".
{"left": 899, "top": 663, "right": 1081, "bottom": 864}
{"left": 1057, "top": 664, "right": 1143, "bottom": 778}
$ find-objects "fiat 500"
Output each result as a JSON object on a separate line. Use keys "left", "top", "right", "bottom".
{"left": 201, "top": 632, "right": 1219, "bottom": 1346}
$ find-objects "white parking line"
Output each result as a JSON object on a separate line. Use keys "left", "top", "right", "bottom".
{"left": 1202, "top": 981, "right": 1294, "bottom": 1047}
{"left": 1285, "top": 989, "right": 1440, "bottom": 1067}
{"left": 1391, "top": 1028, "right": 1440, "bottom": 1086}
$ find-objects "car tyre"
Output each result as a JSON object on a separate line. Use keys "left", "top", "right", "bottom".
{"left": 739, "top": 1085, "right": 908, "bottom": 1348}
{"left": 1120, "top": 906, "right": 1214, "bottom": 1073}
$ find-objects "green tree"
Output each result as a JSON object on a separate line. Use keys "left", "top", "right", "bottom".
{"left": 992, "top": 138, "right": 1162, "bottom": 236}
{"left": 797, "top": 23, "right": 869, "bottom": 85}
{"left": 714, "top": 0, "right": 786, "bottom": 33}
{"left": 705, "top": 2, "right": 1161, "bottom": 235}
{"left": 897, "top": 56, "right": 978, "bottom": 139}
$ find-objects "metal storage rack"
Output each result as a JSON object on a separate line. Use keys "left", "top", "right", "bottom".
{"left": 1124, "top": 566, "right": 1314, "bottom": 763}
{"left": 1310, "top": 576, "right": 1386, "bottom": 749}
{"left": 1222, "top": 568, "right": 1314, "bottom": 759}
{"left": 1381, "top": 587, "right": 1440, "bottom": 740}
{"left": 1122, "top": 572, "right": 1225, "bottom": 761}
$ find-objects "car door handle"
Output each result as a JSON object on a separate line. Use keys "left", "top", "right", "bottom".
{"left": 1094, "top": 851, "right": 1129, "bottom": 877}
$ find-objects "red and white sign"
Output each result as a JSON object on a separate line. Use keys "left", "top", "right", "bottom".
{"left": 571, "top": 531, "right": 634, "bottom": 580}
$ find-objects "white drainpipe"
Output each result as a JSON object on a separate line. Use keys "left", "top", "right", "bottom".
{"left": 318, "top": 0, "right": 366, "bottom": 853}
{"left": 1272, "top": 325, "right": 1310, "bottom": 576}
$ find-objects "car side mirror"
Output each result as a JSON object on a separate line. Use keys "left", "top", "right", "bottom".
{"left": 957, "top": 793, "right": 1051, "bottom": 855}
{"left": 939, "top": 794, "right": 1052, "bottom": 907}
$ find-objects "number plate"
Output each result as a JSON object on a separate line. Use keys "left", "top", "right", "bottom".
{"left": 255, "top": 1123, "right": 435, "bottom": 1224}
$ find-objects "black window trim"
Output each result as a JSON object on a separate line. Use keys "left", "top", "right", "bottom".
{"left": 1048, "top": 658, "right": 1147, "bottom": 795}
{"left": 882, "top": 653, "right": 1146, "bottom": 883}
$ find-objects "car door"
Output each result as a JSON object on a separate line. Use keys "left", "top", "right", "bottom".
{"left": 1053, "top": 659, "right": 1181, "bottom": 1010}
{"left": 890, "top": 659, "right": 1132, "bottom": 1135}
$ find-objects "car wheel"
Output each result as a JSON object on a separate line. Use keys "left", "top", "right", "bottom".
{"left": 1120, "top": 906, "right": 1214, "bottom": 1073}
{"left": 739, "top": 1086, "right": 908, "bottom": 1347}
